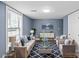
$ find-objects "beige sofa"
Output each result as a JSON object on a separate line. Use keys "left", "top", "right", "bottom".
{"left": 14, "top": 40, "right": 35, "bottom": 58}
{"left": 56, "top": 38, "right": 76, "bottom": 57}
{"left": 40, "top": 33, "right": 55, "bottom": 39}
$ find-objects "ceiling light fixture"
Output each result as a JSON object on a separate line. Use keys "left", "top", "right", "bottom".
{"left": 43, "top": 9, "right": 50, "bottom": 13}
{"left": 31, "top": 9, "right": 37, "bottom": 12}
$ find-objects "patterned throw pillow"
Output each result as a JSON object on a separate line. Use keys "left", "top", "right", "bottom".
{"left": 20, "top": 35, "right": 28, "bottom": 46}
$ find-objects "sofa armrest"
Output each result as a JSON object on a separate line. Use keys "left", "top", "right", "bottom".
{"left": 63, "top": 45, "right": 75, "bottom": 53}
{"left": 14, "top": 47, "right": 28, "bottom": 58}
{"left": 26, "top": 40, "right": 35, "bottom": 55}
{"left": 62, "top": 45, "right": 76, "bottom": 58}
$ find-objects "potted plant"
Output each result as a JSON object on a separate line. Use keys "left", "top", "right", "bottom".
{"left": 31, "top": 28, "right": 36, "bottom": 36}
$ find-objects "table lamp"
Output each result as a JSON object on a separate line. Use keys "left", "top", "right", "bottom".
{"left": 9, "top": 36, "right": 16, "bottom": 51}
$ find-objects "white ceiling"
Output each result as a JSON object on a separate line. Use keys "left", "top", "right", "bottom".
{"left": 4, "top": 1, "right": 79, "bottom": 19}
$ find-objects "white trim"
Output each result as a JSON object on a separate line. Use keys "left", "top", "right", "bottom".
{"left": 19, "top": 12, "right": 23, "bottom": 37}
{"left": 6, "top": 6, "right": 23, "bottom": 53}
{"left": 7, "top": 6, "right": 22, "bottom": 15}
{"left": 2, "top": 0, "right": 79, "bottom": 1}
{"left": 6, "top": 6, "right": 9, "bottom": 53}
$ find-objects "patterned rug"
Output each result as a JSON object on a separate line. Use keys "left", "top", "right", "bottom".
{"left": 28, "top": 42, "right": 62, "bottom": 58}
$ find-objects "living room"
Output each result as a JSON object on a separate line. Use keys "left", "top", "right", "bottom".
{"left": 0, "top": 1, "right": 79, "bottom": 58}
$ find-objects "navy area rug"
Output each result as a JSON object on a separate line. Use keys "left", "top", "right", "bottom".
{"left": 28, "top": 41, "right": 62, "bottom": 58}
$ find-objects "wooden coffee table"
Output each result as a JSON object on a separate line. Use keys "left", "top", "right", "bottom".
{"left": 38, "top": 48, "right": 52, "bottom": 54}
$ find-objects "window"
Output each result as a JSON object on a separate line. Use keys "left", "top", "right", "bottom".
{"left": 6, "top": 7, "right": 23, "bottom": 52}
{"left": 8, "top": 10, "right": 22, "bottom": 38}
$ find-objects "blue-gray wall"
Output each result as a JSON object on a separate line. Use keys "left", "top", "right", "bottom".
{"left": 0, "top": 2, "right": 6, "bottom": 57}
{"left": 63, "top": 15, "right": 68, "bottom": 35}
{"left": 32, "top": 19, "right": 63, "bottom": 37}
{"left": 23, "top": 15, "right": 32, "bottom": 36}
{"left": 0, "top": 2, "right": 65, "bottom": 57}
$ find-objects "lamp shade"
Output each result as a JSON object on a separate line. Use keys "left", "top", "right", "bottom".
{"left": 9, "top": 36, "right": 16, "bottom": 43}
{"left": 30, "top": 30, "right": 34, "bottom": 34}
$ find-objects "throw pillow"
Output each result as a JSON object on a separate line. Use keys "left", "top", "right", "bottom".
{"left": 65, "top": 39, "right": 70, "bottom": 45}
{"left": 20, "top": 39, "right": 25, "bottom": 46}
{"left": 72, "top": 40, "right": 75, "bottom": 45}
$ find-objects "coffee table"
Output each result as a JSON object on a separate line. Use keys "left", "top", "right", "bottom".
{"left": 38, "top": 41, "right": 52, "bottom": 54}
{"left": 38, "top": 48, "right": 52, "bottom": 54}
